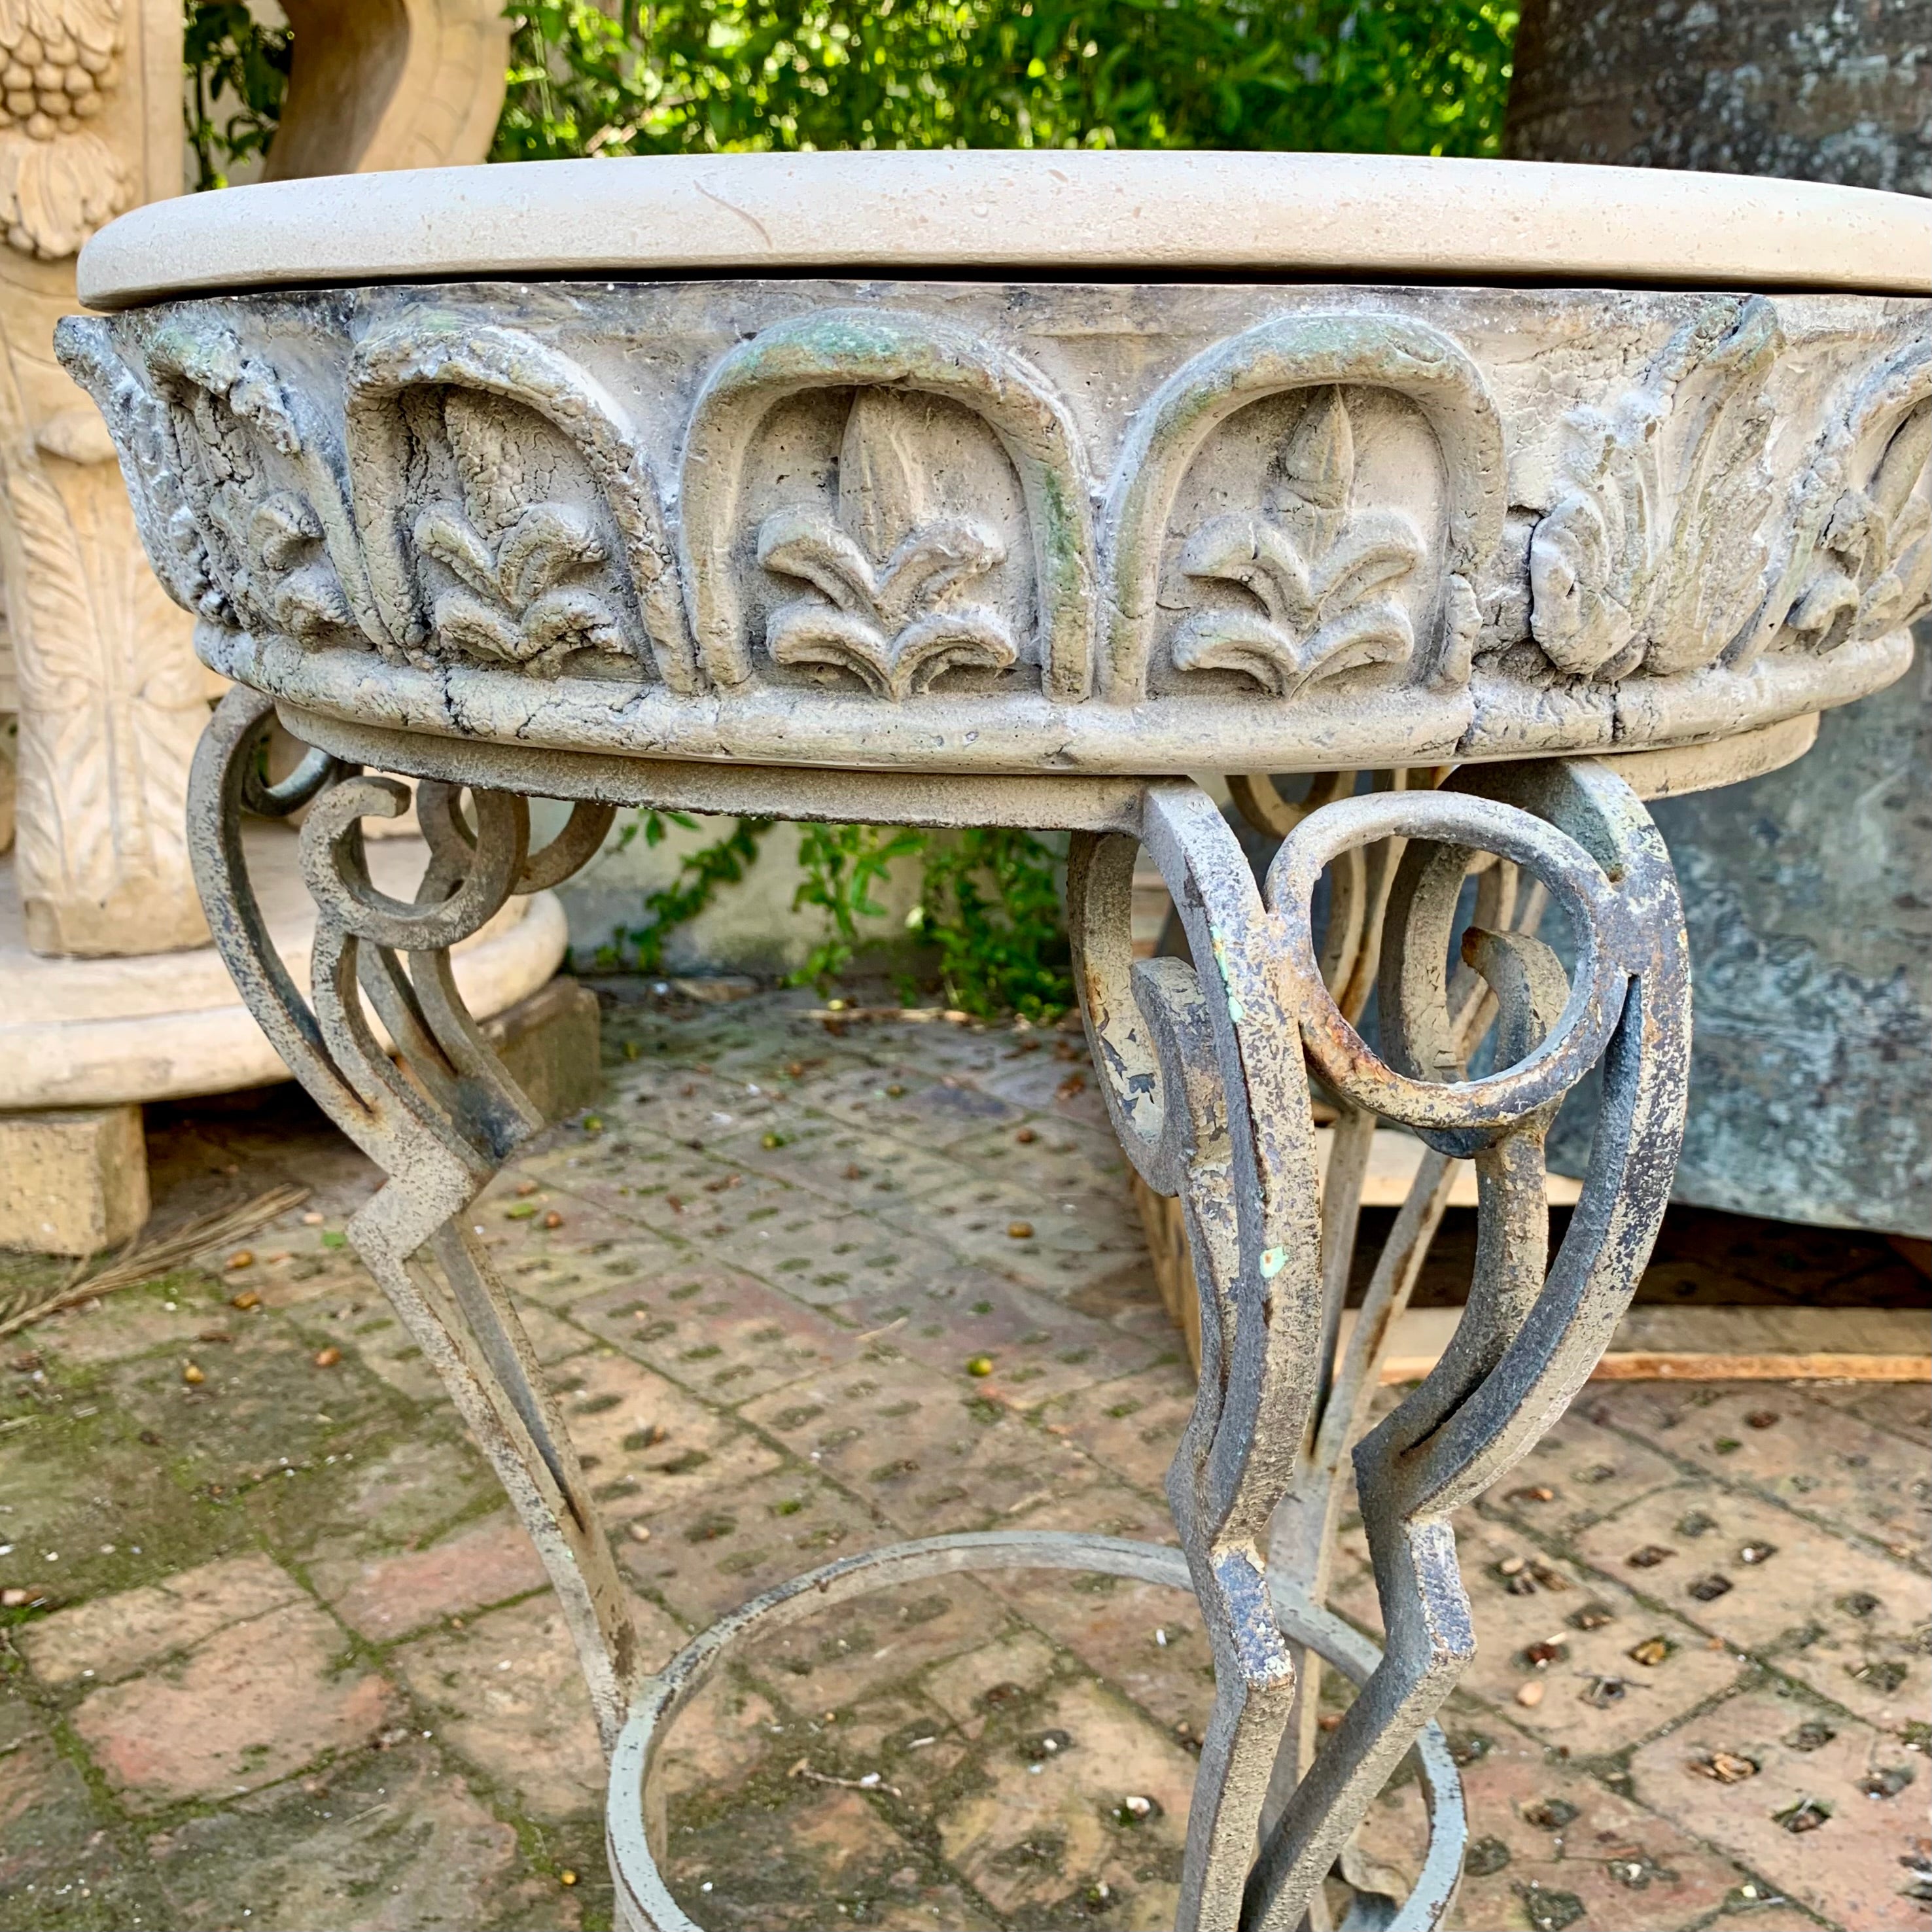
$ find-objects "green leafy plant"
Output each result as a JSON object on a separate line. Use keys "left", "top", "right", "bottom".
{"left": 184, "top": 0, "right": 292, "bottom": 190}
{"left": 493, "top": 1, "right": 1517, "bottom": 164}
{"left": 597, "top": 811, "right": 773, "bottom": 973}
{"left": 789, "top": 822, "right": 928, "bottom": 988}
{"left": 912, "top": 828, "right": 1072, "bottom": 1019}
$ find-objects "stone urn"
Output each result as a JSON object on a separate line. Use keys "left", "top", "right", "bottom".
{"left": 62, "top": 152, "right": 1930, "bottom": 1930}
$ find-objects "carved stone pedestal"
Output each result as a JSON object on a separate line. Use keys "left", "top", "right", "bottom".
{"left": 0, "top": 0, "right": 514, "bottom": 1252}
{"left": 64, "top": 151, "right": 1930, "bottom": 1929}
{"left": 0, "top": 835, "right": 568, "bottom": 1250}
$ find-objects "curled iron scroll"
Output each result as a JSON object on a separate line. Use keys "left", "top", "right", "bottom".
{"left": 188, "top": 686, "right": 644, "bottom": 1746}
{"left": 1072, "top": 759, "right": 1687, "bottom": 1932}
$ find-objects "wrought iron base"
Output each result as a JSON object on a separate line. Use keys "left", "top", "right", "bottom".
{"left": 605, "top": 1533, "right": 1467, "bottom": 1932}
{"left": 186, "top": 686, "right": 1690, "bottom": 1932}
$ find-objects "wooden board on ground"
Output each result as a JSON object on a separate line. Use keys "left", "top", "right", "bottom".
{"left": 1129, "top": 1169, "right": 1930, "bottom": 1384}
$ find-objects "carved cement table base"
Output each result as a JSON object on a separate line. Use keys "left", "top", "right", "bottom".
{"left": 70, "top": 150, "right": 1927, "bottom": 1928}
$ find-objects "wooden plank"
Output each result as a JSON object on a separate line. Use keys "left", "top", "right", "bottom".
{"left": 1131, "top": 1175, "right": 1930, "bottom": 1384}
{"left": 1354, "top": 1306, "right": 1929, "bottom": 1384}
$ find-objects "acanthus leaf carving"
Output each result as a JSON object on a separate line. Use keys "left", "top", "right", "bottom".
{"left": 344, "top": 317, "right": 694, "bottom": 690}
{"left": 680, "top": 308, "right": 1095, "bottom": 699}
{"left": 58, "top": 287, "right": 1928, "bottom": 776}
{"left": 410, "top": 424, "right": 625, "bottom": 678}
{"left": 94, "top": 318, "right": 384, "bottom": 656}
{"left": 0, "top": 0, "right": 127, "bottom": 260}
{"left": 1528, "top": 296, "right": 1781, "bottom": 680}
{"left": 1170, "top": 387, "right": 1426, "bottom": 695}
{"left": 1764, "top": 382, "right": 1931, "bottom": 669}
{"left": 756, "top": 387, "right": 1016, "bottom": 700}
{"left": 1102, "top": 312, "right": 1506, "bottom": 704}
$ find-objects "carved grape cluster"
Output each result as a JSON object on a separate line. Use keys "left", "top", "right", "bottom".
{"left": 0, "top": 0, "right": 119, "bottom": 143}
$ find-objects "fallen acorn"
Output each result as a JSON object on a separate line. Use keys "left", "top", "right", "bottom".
{"left": 229, "top": 1290, "right": 261, "bottom": 1311}
{"left": 225, "top": 1250, "right": 254, "bottom": 1271}
{"left": 543, "top": 1210, "right": 564, "bottom": 1229}
{"left": 627, "top": 1520, "right": 653, "bottom": 1544}
{"left": 515, "top": 1178, "right": 539, "bottom": 1196}
{"left": 1006, "top": 1221, "right": 1034, "bottom": 1240}
{"left": 181, "top": 1361, "right": 205, "bottom": 1386}
{"left": 313, "top": 1346, "right": 343, "bottom": 1369}
{"left": 966, "top": 1356, "right": 994, "bottom": 1378}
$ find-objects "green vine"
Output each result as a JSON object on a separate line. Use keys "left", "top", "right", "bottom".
{"left": 595, "top": 811, "right": 773, "bottom": 974}
{"left": 491, "top": 1, "right": 1518, "bottom": 164}
{"left": 184, "top": 0, "right": 291, "bottom": 190}
{"left": 912, "top": 828, "right": 1072, "bottom": 1020}
{"left": 788, "top": 822, "right": 928, "bottom": 989}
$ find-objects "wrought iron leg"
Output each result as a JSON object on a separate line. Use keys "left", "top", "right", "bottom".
{"left": 187, "top": 688, "right": 641, "bottom": 1743}
{"left": 1069, "top": 763, "right": 1688, "bottom": 1932}
{"left": 187, "top": 689, "right": 1688, "bottom": 1932}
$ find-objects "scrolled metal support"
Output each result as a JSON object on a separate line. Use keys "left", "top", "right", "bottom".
{"left": 187, "top": 687, "right": 646, "bottom": 1746}
{"left": 185, "top": 693, "right": 1689, "bottom": 1931}
{"left": 1248, "top": 766, "right": 1687, "bottom": 1932}
{"left": 1072, "top": 760, "right": 1686, "bottom": 1932}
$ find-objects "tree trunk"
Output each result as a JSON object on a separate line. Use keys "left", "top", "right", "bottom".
{"left": 1508, "top": 1, "right": 1932, "bottom": 1237}
{"left": 1509, "top": 1, "right": 1931, "bottom": 191}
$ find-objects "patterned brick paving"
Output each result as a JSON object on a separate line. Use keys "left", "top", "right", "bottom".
{"left": 0, "top": 986, "right": 1924, "bottom": 1931}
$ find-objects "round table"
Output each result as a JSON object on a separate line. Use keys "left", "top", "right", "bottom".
{"left": 64, "top": 150, "right": 1931, "bottom": 1932}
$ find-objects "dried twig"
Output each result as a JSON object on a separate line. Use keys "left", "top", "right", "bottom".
{"left": 0, "top": 1185, "right": 312, "bottom": 1341}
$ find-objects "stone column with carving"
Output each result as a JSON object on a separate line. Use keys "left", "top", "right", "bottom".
{"left": 1508, "top": 0, "right": 1932, "bottom": 1239}
{"left": 0, "top": 0, "right": 539, "bottom": 1257}
{"left": 0, "top": 0, "right": 209, "bottom": 955}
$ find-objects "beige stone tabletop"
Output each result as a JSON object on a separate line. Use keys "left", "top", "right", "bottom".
{"left": 77, "top": 149, "right": 1932, "bottom": 308}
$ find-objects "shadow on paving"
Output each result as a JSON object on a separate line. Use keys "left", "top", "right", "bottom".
{"left": 1, "top": 981, "right": 1925, "bottom": 1931}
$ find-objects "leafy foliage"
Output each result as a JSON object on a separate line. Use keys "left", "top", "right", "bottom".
{"left": 912, "top": 827, "right": 1072, "bottom": 1019}
{"left": 495, "top": 0, "right": 1517, "bottom": 164}
{"left": 184, "top": 0, "right": 292, "bottom": 190}
{"left": 597, "top": 810, "right": 773, "bottom": 972}
{"left": 789, "top": 821, "right": 928, "bottom": 987}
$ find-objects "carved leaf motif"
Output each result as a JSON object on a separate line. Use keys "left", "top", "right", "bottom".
{"left": 520, "top": 586, "right": 621, "bottom": 660}
{"left": 1732, "top": 364, "right": 1932, "bottom": 668}
{"left": 249, "top": 491, "right": 322, "bottom": 572}
{"left": 766, "top": 601, "right": 1014, "bottom": 701}
{"left": 434, "top": 588, "right": 525, "bottom": 665}
{"left": 755, "top": 387, "right": 1017, "bottom": 698}
{"left": 1529, "top": 298, "right": 1780, "bottom": 680}
{"left": 415, "top": 502, "right": 503, "bottom": 601}
{"left": 272, "top": 563, "right": 354, "bottom": 641}
{"left": 757, "top": 507, "right": 875, "bottom": 613}
{"left": 499, "top": 504, "right": 605, "bottom": 607}
{"left": 412, "top": 498, "right": 621, "bottom": 676}
{"left": 1171, "top": 388, "right": 1424, "bottom": 695}
{"left": 114, "top": 325, "right": 368, "bottom": 648}
{"left": 0, "top": 128, "right": 126, "bottom": 261}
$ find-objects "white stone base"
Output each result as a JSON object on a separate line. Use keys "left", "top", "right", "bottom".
{"left": 0, "top": 824, "right": 569, "bottom": 1110}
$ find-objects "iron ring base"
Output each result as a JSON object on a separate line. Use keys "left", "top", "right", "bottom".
{"left": 605, "top": 1530, "right": 1467, "bottom": 1932}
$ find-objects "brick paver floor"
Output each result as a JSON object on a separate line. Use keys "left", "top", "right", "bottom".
{"left": 1, "top": 984, "right": 1925, "bottom": 1932}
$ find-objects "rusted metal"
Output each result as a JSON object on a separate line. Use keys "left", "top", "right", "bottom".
{"left": 186, "top": 689, "right": 1689, "bottom": 1930}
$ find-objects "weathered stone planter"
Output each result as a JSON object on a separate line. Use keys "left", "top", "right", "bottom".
{"left": 65, "top": 151, "right": 1931, "bottom": 1930}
